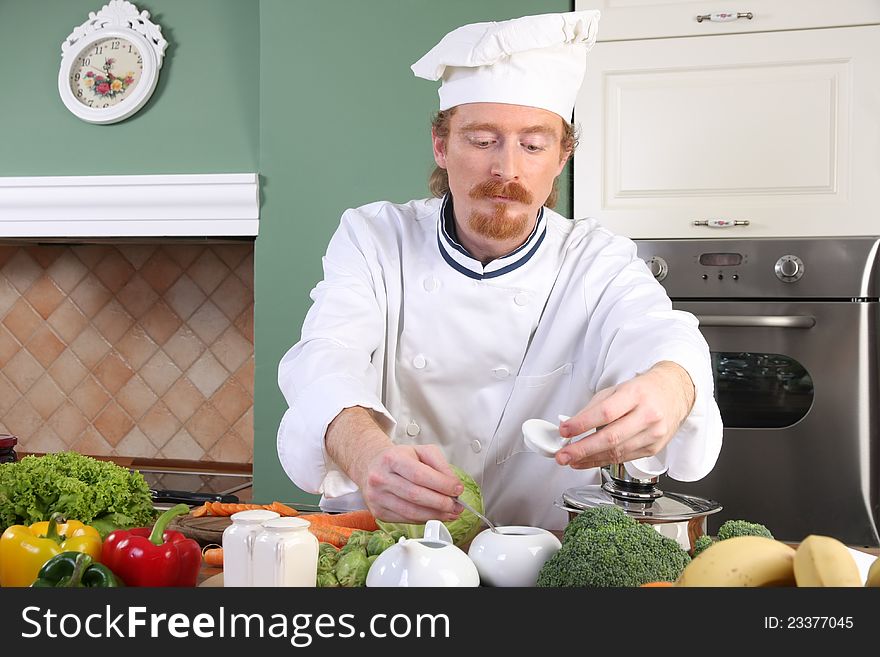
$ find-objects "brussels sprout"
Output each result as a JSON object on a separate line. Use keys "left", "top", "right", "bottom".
{"left": 317, "top": 570, "right": 340, "bottom": 587}
{"left": 366, "top": 530, "right": 395, "bottom": 557}
{"left": 317, "top": 542, "right": 339, "bottom": 573}
{"left": 345, "top": 530, "right": 372, "bottom": 549}
{"left": 335, "top": 547, "right": 370, "bottom": 587}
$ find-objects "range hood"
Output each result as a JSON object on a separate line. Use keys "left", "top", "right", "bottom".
{"left": 0, "top": 173, "right": 259, "bottom": 238}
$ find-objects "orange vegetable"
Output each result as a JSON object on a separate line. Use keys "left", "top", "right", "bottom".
{"left": 307, "top": 524, "right": 357, "bottom": 548}
{"left": 189, "top": 501, "right": 300, "bottom": 518}
{"left": 269, "top": 501, "right": 299, "bottom": 517}
{"left": 202, "top": 544, "right": 223, "bottom": 567}
{"left": 300, "top": 510, "right": 378, "bottom": 531}
{"left": 640, "top": 581, "right": 675, "bottom": 587}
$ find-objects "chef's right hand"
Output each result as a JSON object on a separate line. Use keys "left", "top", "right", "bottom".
{"left": 358, "top": 443, "right": 464, "bottom": 524}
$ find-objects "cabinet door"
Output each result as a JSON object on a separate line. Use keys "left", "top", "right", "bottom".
{"left": 578, "top": 0, "right": 880, "bottom": 41}
{"left": 573, "top": 25, "right": 880, "bottom": 239}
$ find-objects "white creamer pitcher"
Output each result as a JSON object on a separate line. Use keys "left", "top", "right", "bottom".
{"left": 251, "top": 517, "right": 319, "bottom": 587}
{"left": 222, "top": 509, "right": 281, "bottom": 587}
{"left": 366, "top": 520, "right": 480, "bottom": 587}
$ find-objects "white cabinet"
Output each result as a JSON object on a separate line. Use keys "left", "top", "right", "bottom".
{"left": 584, "top": 0, "right": 880, "bottom": 41}
{"left": 573, "top": 6, "right": 880, "bottom": 239}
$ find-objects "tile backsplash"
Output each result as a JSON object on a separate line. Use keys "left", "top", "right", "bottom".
{"left": 0, "top": 242, "right": 254, "bottom": 463}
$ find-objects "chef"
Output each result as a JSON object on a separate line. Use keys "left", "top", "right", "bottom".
{"left": 276, "top": 10, "right": 722, "bottom": 530}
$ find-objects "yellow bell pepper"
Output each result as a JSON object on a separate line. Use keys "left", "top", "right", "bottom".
{"left": 0, "top": 515, "right": 102, "bottom": 587}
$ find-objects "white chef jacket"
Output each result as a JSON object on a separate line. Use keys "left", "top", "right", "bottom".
{"left": 277, "top": 195, "right": 722, "bottom": 530}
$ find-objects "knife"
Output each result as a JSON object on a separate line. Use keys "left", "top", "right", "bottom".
{"left": 150, "top": 489, "right": 240, "bottom": 505}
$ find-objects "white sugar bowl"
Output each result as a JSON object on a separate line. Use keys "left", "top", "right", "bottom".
{"left": 467, "top": 526, "right": 561, "bottom": 587}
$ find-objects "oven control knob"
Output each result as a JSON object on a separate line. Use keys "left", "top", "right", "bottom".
{"left": 646, "top": 256, "right": 668, "bottom": 282}
{"left": 775, "top": 255, "right": 804, "bottom": 282}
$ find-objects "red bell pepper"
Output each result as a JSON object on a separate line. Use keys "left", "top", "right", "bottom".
{"left": 101, "top": 504, "right": 201, "bottom": 587}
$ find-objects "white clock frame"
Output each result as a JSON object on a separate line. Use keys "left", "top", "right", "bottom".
{"left": 58, "top": 0, "right": 168, "bottom": 125}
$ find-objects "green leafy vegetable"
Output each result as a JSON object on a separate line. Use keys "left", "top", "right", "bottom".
{"left": 366, "top": 530, "right": 395, "bottom": 557}
{"left": 376, "top": 465, "right": 483, "bottom": 547}
{"left": 0, "top": 452, "right": 155, "bottom": 534}
{"left": 335, "top": 547, "right": 370, "bottom": 587}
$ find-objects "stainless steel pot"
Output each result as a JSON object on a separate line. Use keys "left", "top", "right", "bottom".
{"left": 556, "top": 466, "right": 722, "bottom": 552}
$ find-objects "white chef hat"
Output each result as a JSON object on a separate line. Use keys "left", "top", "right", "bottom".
{"left": 411, "top": 11, "right": 601, "bottom": 120}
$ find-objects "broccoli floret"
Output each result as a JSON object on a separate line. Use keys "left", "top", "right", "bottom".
{"left": 692, "top": 534, "right": 715, "bottom": 557}
{"left": 539, "top": 506, "right": 690, "bottom": 587}
{"left": 717, "top": 519, "right": 773, "bottom": 541}
{"left": 562, "top": 504, "right": 636, "bottom": 543}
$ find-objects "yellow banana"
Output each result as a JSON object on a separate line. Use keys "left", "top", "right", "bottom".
{"left": 866, "top": 555, "right": 880, "bottom": 588}
{"left": 677, "top": 536, "right": 796, "bottom": 587}
{"left": 793, "top": 535, "right": 861, "bottom": 587}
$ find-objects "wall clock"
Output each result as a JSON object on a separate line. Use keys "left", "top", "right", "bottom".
{"left": 58, "top": 0, "right": 168, "bottom": 124}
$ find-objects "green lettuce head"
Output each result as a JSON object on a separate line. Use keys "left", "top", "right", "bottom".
{"left": 375, "top": 464, "right": 483, "bottom": 547}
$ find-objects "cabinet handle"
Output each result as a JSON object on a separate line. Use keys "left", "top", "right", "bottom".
{"left": 696, "top": 11, "right": 754, "bottom": 23}
{"left": 692, "top": 219, "right": 750, "bottom": 228}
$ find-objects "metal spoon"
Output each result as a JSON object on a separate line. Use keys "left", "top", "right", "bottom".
{"left": 455, "top": 496, "right": 501, "bottom": 534}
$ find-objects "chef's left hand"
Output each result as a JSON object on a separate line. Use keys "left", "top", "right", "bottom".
{"left": 555, "top": 361, "right": 695, "bottom": 470}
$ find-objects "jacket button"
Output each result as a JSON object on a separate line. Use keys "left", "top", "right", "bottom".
{"left": 406, "top": 422, "right": 420, "bottom": 437}
{"left": 514, "top": 292, "right": 530, "bottom": 306}
{"left": 470, "top": 440, "right": 482, "bottom": 453}
{"left": 423, "top": 276, "right": 438, "bottom": 292}
{"left": 413, "top": 354, "right": 427, "bottom": 369}
{"left": 492, "top": 367, "right": 510, "bottom": 379}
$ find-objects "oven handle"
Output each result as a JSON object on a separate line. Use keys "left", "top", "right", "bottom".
{"left": 696, "top": 314, "right": 816, "bottom": 328}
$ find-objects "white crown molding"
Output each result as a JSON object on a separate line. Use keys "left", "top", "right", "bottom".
{"left": 0, "top": 173, "right": 259, "bottom": 238}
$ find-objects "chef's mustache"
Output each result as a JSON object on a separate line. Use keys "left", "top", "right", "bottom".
{"left": 469, "top": 179, "right": 533, "bottom": 205}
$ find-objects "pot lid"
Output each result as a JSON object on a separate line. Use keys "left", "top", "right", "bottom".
{"left": 560, "top": 484, "right": 722, "bottom": 522}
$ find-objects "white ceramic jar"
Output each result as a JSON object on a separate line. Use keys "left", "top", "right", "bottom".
{"left": 468, "top": 526, "right": 562, "bottom": 587}
{"left": 222, "top": 509, "right": 281, "bottom": 587}
{"left": 251, "top": 517, "right": 319, "bottom": 587}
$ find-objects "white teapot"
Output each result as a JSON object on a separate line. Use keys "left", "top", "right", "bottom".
{"left": 366, "top": 520, "right": 480, "bottom": 587}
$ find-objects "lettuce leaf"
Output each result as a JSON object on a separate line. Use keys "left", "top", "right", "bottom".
{"left": 0, "top": 452, "right": 155, "bottom": 533}
{"left": 376, "top": 464, "right": 484, "bottom": 547}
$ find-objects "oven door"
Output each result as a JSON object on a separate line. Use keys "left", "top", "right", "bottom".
{"left": 667, "top": 300, "right": 879, "bottom": 546}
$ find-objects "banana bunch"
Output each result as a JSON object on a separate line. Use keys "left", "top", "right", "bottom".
{"left": 677, "top": 536, "right": 796, "bottom": 586}
{"left": 792, "top": 535, "right": 862, "bottom": 587}
{"left": 677, "top": 534, "right": 878, "bottom": 587}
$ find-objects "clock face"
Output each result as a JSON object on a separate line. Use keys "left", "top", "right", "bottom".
{"left": 68, "top": 37, "right": 143, "bottom": 109}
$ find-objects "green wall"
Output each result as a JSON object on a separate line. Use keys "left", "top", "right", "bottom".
{"left": 256, "top": 0, "right": 571, "bottom": 505}
{"left": 0, "top": 0, "right": 259, "bottom": 175}
{"left": 0, "top": 0, "right": 572, "bottom": 506}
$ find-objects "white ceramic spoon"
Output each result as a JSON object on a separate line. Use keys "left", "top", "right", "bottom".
{"left": 521, "top": 415, "right": 596, "bottom": 459}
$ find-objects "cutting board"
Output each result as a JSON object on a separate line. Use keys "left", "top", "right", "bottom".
{"left": 169, "top": 516, "right": 231, "bottom": 547}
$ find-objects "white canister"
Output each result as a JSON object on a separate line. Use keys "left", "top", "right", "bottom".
{"left": 251, "top": 517, "right": 319, "bottom": 587}
{"left": 222, "top": 509, "right": 281, "bottom": 587}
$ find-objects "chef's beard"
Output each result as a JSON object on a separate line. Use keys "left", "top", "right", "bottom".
{"left": 467, "top": 180, "right": 534, "bottom": 242}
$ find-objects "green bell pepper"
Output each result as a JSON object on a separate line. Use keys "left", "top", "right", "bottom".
{"left": 31, "top": 550, "right": 122, "bottom": 588}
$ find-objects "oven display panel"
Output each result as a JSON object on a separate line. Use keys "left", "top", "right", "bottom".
{"left": 699, "top": 252, "right": 743, "bottom": 267}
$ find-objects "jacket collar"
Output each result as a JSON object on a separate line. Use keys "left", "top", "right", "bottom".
{"left": 436, "top": 194, "right": 546, "bottom": 280}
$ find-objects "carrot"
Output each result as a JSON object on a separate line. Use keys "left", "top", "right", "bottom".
{"left": 206, "top": 502, "right": 266, "bottom": 517}
{"left": 269, "top": 501, "right": 299, "bottom": 517}
{"left": 300, "top": 510, "right": 378, "bottom": 531}
{"left": 640, "top": 581, "right": 675, "bottom": 587}
{"left": 202, "top": 544, "right": 224, "bottom": 567}
{"left": 308, "top": 525, "right": 357, "bottom": 548}
{"left": 190, "top": 501, "right": 302, "bottom": 518}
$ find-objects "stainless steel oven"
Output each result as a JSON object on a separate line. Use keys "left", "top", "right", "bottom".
{"left": 635, "top": 237, "right": 880, "bottom": 546}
